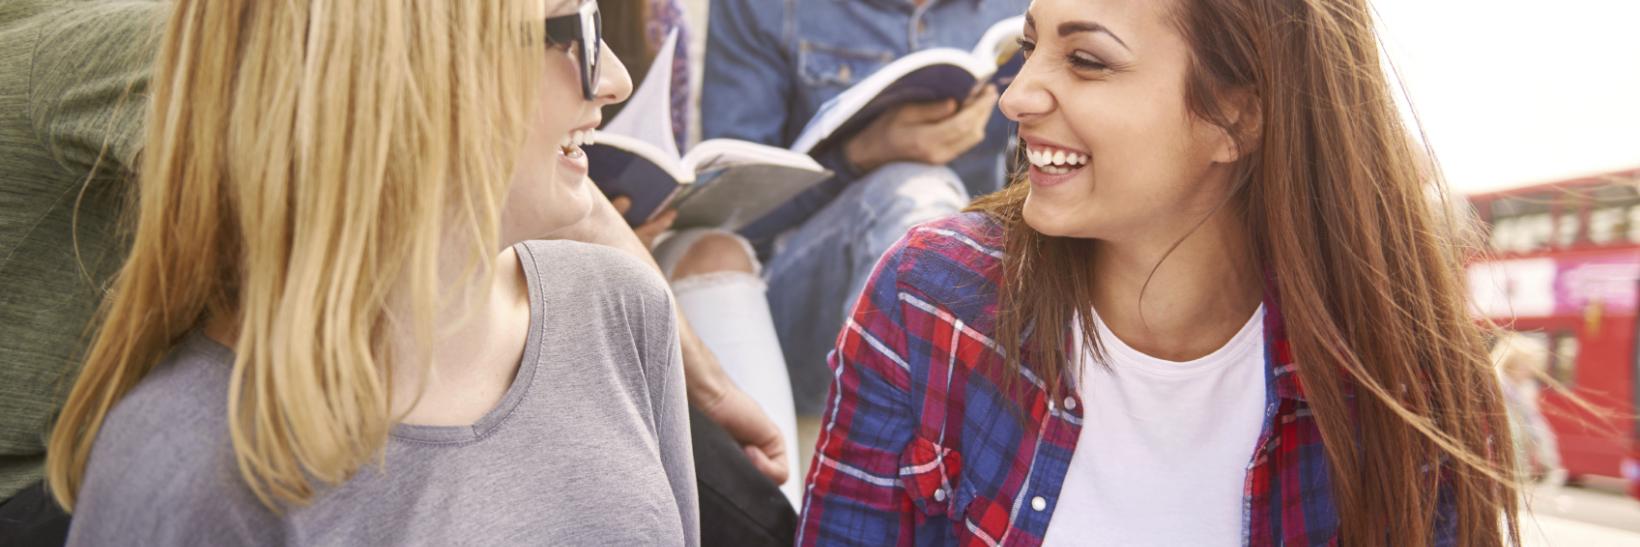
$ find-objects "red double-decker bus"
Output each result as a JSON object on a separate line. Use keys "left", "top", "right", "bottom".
{"left": 1464, "top": 167, "right": 1640, "bottom": 499}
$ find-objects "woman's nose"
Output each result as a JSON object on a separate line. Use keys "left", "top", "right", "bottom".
{"left": 999, "top": 56, "right": 1053, "bottom": 123}
{"left": 594, "top": 41, "right": 632, "bottom": 105}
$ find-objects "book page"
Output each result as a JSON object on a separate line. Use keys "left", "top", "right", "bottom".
{"left": 686, "top": 139, "right": 826, "bottom": 174}
{"left": 599, "top": 29, "right": 681, "bottom": 163}
{"left": 672, "top": 165, "right": 834, "bottom": 231}
{"left": 974, "top": 16, "right": 1027, "bottom": 88}
{"left": 973, "top": 15, "right": 1026, "bottom": 63}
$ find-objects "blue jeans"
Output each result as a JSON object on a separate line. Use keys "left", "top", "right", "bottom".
{"left": 762, "top": 162, "right": 969, "bottom": 415}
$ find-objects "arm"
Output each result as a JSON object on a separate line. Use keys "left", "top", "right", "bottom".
{"left": 28, "top": 2, "right": 164, "bottom": 174}
{"left": 650, "top": 306, "right": 700, "bottom": 547}
{"left": 548, "top": 185, "right": 789, "bottom": 483}
{"left": 797, "top": 238, "right": 920, "bottom": 546}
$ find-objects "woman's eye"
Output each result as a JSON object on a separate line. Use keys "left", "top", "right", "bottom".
{"left": 546, "top": 39, "right": 575, "bottom": 52}
{"left": 1067, "top": 52, "right": 1110, "bottom": 72}
{"left": 1016, "top": 37, "right": 1036, "bottom": 58}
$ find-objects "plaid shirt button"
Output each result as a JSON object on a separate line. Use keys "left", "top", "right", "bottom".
{"left": 1031, "top": 496, "right": 1046, "bottom": 511}
{"left": 934, "top": 488, "right": 947, "bottom": 502}
{"left": 1064, "top": 397, "right": 1077, "bottom": 410}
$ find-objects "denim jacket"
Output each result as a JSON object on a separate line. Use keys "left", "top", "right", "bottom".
{"left": 703, "top": 0, "right": 1028, "bottom": 243}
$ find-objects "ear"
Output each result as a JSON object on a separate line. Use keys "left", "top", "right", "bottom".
{"left": 1210, "top": 89, "right": 1262, "bottom": 164}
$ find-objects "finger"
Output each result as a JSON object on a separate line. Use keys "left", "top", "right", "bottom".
{"left": 611, "top": 196, "right": 632, "bottom": 214}
{"left": 964, "top": 81, "right": 994, "bottom": 102}
{"left": 640, "top": 208, "right": 677, "bottom": 230}
{"left": 948, "top": 92, "right": 999, "bottom": 146}
{"left": 636, "top": 210, "right": 677, "bottom": 238}
{"left": 896, "top": 98, "right": 960, "bottom": 124}
{"left": 744, "top": 445, "right": 790, "bottom": 485}
{"left": 957, "top": 86, "right": 1000, "bottom": 120}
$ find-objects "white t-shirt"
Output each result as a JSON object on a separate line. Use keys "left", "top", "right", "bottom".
{"left": 1040, "top": 305, "right": 1268, "bottom": 546}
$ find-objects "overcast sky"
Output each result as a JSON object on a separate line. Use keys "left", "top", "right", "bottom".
{"left": 1372, "top": 0, "right": 1640, "bottom": 194}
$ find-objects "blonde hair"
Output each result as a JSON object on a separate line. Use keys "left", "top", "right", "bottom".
{"left": 48, "top": 0, "right": 546, "bottom": 511}
{"left": 1490, "top": 332, "right": 1549, "bottom": 379}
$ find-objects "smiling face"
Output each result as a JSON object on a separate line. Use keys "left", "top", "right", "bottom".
{"left": 499, "top": 0, "right": 632, "bottom": 246}
{"left": 1002, "top": 0, "right": 1246, "bottom": 244}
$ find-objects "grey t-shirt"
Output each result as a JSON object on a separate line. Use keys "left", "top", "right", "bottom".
{"left": 67, "top": 240, "right": 699, "bottom": 546}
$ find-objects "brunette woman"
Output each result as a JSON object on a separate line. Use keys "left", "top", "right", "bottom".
{"left": 798, "top": 0, "right": 1519, "bottom": 545}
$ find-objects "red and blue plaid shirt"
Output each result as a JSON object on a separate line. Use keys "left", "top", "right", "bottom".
{"left": 796, "top": 212, "right": 1456, "bottom": 546}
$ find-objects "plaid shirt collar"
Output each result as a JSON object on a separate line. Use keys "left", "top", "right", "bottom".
{"left": 1261, "top": 287, "right": 1310, "bottom": 403}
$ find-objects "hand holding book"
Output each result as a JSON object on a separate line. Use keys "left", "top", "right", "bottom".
{"left": 611, "top": 196, "right": 676, "bottom": 248}
{"left": 841, "top": 83, "right": 1000, "bottom": 173}
{"left": 788, "top": 15, "right": 1025, "bottom": 156}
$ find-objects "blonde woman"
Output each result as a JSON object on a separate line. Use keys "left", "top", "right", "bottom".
{"left": 43, "top": 1, "right": 702, "bottom": 544}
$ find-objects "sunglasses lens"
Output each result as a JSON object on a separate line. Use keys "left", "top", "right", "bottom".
{"left": 583, "top": 3, "right": 600, "bottom": 98}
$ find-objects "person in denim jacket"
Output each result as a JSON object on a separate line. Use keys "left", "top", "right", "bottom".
{"left": 690, "top": 0, "right": 1028, "bottom": 423}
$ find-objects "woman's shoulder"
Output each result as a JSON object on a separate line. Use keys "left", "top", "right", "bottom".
{"left": 514, "top": 239, "right": 672, "bottom": 310}
{"left": 92, "top": 333, "right": 237, "bottom": 463}
{"left": 884, "top": 212, "right": 1004, "bottom": 275}
{"left": 512, "top": 239, "right": 676, "bottom": 365}
{"left": 881, "top": 212, "right": 1005, "bottom": 299}
{"left": 72, "top": 334, "right": 279, "bottom": 544}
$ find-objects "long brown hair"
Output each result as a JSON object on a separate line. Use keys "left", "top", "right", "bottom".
{"left": 970, "top": 0, "right": 1519, "bottom": 544}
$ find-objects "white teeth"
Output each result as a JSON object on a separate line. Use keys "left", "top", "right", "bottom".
{"left": 561, "top": 130, "right": 594, "bottom": 151}
{"left": 1025, "top": 146, "right": 1090, "bottom": 169}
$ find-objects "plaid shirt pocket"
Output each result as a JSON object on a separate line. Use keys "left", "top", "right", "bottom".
{"left": 898, "top": 435, "right": 964, "bottom": 518}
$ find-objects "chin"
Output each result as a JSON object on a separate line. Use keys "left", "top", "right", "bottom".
{"left": 1022, "top": 193, "right": 1083, "bottom": 238}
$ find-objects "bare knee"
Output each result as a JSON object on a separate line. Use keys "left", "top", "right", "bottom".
{"left": 671, "top": 232, "right": 757, "bottom": 280}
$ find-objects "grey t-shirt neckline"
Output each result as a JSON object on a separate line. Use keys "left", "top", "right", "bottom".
{"left": 183, "top": 245, "right": 545, "bottom": 446}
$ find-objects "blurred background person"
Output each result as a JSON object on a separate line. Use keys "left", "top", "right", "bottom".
{"left": 700, "top": 0, "right": 1027, "bottom": 470}
{"left": 1492, "top": 333, "right": 1568, "bottom": 488}
{"left": 602, "top": 1, "right": 804, "bottom": 542}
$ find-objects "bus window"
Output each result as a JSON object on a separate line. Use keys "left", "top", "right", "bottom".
{"left": 1556, "top": 212, "right": 1583, "bottom": 248}
{"left": 1589, "top": 206, "right": 1626, "bottom": 245}
{"left": 1553, "top": 192, "right": 1587, "bottom": 248}
{"left": 1628, "top": 204, "right": 1640, "bottom": 244}
{"left": 1490, "top": 194, "right": 1555, "bottom": 254}
{"left": 1584, "top": 182, "right": 1640, "bottom": 246}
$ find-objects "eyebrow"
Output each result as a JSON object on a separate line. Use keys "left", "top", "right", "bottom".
{"left": 1025, "top": 12, "right": 1131, "bottom": 51}
{"left": 1060, "top": 21, "right": 1129, "bottom": 50}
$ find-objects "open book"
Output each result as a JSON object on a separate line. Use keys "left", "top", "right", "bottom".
{"left": 788, "top": 15, "right": 1026, "bottom": 155}
{"left": 587, "top": 30, "right": 831, "bottom": 230}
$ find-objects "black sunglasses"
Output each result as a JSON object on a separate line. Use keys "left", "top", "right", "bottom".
{"left": 544, "top": 0, "right": 602, "bottom": 100}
